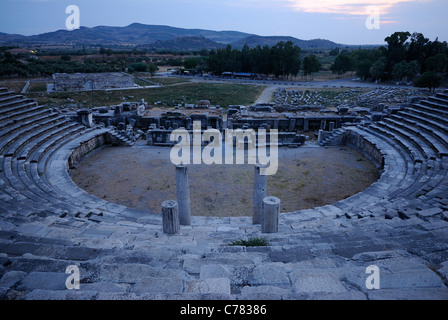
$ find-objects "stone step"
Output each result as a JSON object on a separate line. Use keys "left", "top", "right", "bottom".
{"left": 384, "top": 117, "right": 444, "bottom": 158}
{"left": 0, "top": 100, "right": 37, "bottom": 116}
{"left": 2, "top": 120, "right": 76, "bottom": 158}
{"left": 17, "top": 122, "right": 84, "bottom": 161}
{"left": 407, "top": 108, "right": 448, "bottom": 131}
{"left": 436, "top": 92, "right": 448, "bottom": 101}
{"left": 0, "top": 108, "right": 53, "bottom": 132}
{"left": 380, "top": 119, "right": 439, "bottom": 160}
{"left": 368, "top": 123, "right": 425, "bottom": 165}
{"left": 398, "top": 111, "right": 448, "bottom": 137}
{"left": 0, "top": 94, "right": 25, "bottom": 107}
{"left": 0, "top": 90, "right": 14, "bottom": 97}
{"left": 358, "top": 126, "right": 419, "bottom": 189}
{"left": 390, "top": 115, "right": 448, "bottom": 157}
{"left": 0, "top": 111, "right": 59, "bottom": 141}
{"left": 428, "top": 96, "right": 448, "bottom": 107}
{"left": 32, "top": 127, "right": 97, "bottom": 167}
{"left": 414, "top": 103, "right": 448, "bottom": 118}
{"left": 0, "top": 105, "right": 44, "bottom": 125}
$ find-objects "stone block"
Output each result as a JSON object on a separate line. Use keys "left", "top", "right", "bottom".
{"left": 290, "top": 270, "right": 347, "bottom": 293}
{"left": 240, "top": 285, "right": 290, "bottom": 300}
{"left": 200, "top": 264, "right": 252, "bottom": 286}
{"left": 17, "top": 272, "right": 67, "bottom": 291}
{"left": 131, "top": 277, "right": 184, "bottom": 295}
{"left": 248, "top": 263, "right": 291, "bottom": 286}
{"left": 186, "top": 278, "right": 230, "bottom": 294}
{"left": 24, "top": 289, "right": 97, "bottom": 300}
{"left": 417, "top": 207, "right": 443, "bottom": 220}
{"left": 0, "top": 271, "right": 27, "bottom": 288}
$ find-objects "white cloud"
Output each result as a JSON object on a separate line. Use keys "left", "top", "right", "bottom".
{"left": 287, "top": 0, "right": 430, "bottom": 15}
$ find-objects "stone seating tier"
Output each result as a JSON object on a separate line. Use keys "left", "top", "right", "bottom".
{"left": 0, "top": 88, "right": 447, "bottom": 300}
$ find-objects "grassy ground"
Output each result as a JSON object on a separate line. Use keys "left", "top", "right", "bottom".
{"left": 24, "top": 81, "right": 265, "bottom": 108}
{"left": 0, "top": 80, "right": 27, "bottom": 93}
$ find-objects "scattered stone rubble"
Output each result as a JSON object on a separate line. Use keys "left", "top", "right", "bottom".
{"left": 273, "top": 87, "right": 433, "bottom": 116}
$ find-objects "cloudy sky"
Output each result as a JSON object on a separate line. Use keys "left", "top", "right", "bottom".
{"left": 1, "top": 0, "right": 447, "bottom": 45}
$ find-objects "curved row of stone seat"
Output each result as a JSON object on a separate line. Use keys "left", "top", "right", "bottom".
{"left": 319, "top": 90, "right": 448, "bottom": 220}
{"left": 331, "top": 126, "right": 415, "bottom": 218}
{"left": 0, "top": 88, "right": 156, "bottom": 226}
{"left": 0, "top": 89, "right": 104, "bottom": 218}
{"left": 1, "top": 87, "right": 448, "bottom": 300}
{"left": 1, "top": 86, "right": 446, "bottom": 224}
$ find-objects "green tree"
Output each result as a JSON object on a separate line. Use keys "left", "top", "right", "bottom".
{"left": 405, "top": 60, "right": 420, "bottom": 81}
{"left": 407, "top": 33, "right": 430, "bottom": 69}
{"left": 391, "top": 60, "right": 419, "bottom": 82}
{"left": 303, "top": 54, "right": 321, "bottom": 78}
{"left": 148, "top": 63, "right": 159, "bottom": 76}
{"left": 329, "top": 47, "right": 340, "bottom": 56}
{"left": 370, "top": 58, "right": 387, "bottom": 81}
{"left": 415, "top": 71, "right": 442, "bottom": 91}
{"left": 128, "top": 62, "right": 148, "bottom": 73}
{"left": 425, "top": 53, "right": 448, "bottom": 74}
{"left": 60, "top": 54, "right": 71, "bottom": 62}
{"left": 183, "top": 57, "right": 199, "bottom": 70}
{"left": 384, "top": 31, "right": 411, "bottom": 77}
{"left": 356, "top": 59, "right": 373, "bottom": 80}
{"left": 271, "top": 41, "right": 301, "bottom": 78}
{"left": 331, "top": 54, "right": 353, "bottom": 75}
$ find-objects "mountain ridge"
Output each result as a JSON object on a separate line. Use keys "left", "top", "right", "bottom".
{"left": 0, "top": 23, "right": 341, "bottom": 50}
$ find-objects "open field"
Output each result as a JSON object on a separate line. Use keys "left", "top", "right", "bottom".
{"left": 24, "top": 81, "right": 265, "bottom": 108}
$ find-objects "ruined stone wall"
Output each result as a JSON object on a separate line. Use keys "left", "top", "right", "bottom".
{"left": 68, "top": 133, "right": 108, "bottom": 168}
{"left": 53, "top": 72, "right": 135, "bottom": 92}
{"left": 342, "top": 128, "right": 385, "bottom": 170}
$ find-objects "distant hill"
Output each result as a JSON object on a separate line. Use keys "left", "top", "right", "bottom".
{"left": 0, "top": 23, "right": 341, "bottom": 51}
{"left": 231, "top": 35, "right": 339, "bottom": 50}
{"left": 149, "top": 36, "right": 226, "bottom": 51}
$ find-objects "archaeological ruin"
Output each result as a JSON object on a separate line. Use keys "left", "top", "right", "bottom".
{"left": 52, "top": 72, "right": 136, "bottom": 92}
{"left": 0, "top": 85, "right": 448, "bottom": 300}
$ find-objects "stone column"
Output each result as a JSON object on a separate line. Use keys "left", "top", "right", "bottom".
{"left": 329, "top": 122, "right": 335, "bottom": 133}
{"left": 303, "top": 118, "right": 309, "bottom": 132}
{"left": 318, "top": 129, "right": 324, "bottom": 143}
{"left": 320, "top": 120, "right": 327, "bottom": 131}
{"left": 186, "top": 117, "right": 192, "bottom": 130}
{"left": 77, "top": 109, "right": 93, "bottom": 128}
{"left": 253, "top": 164, "right": 267, "bottom": 225}
{"left": 262, "top": 196, "right": 280, "bottom": 234}
{"left": 176, "top": 164, "right": 191, "bottom": 226}
{"left": 146, "top": 130, "right": 154, "bottom": 145}
{"left": 162, "top": 200, "right": 180, "bottom": 235}
{"left": 289, "top": 119, "right": 296, "bottom": 132}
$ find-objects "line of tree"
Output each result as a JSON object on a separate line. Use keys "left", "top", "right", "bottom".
{"left": 0, "top": 49, "right": 162, "bottom": 78}
{"left": 207, "top": 42, "right": 303, "bottom": 79}
{"left": 330, "top": 31, "right": 448, "bottom": 90}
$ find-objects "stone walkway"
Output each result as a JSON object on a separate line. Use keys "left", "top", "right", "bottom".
{"left": 1, "top": 208, "right": 447, "bottom": 300}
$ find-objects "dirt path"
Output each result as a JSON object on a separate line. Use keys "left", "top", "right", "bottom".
{"left": 71, "top": 144, "right": 379, "bottom": 217}
{"left": 254, "top": 86, "right": 277, "bottom": 104}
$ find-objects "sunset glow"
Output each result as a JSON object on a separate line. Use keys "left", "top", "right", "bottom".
{"left": 288, "top": 0, "right": 429, "bottom": 15}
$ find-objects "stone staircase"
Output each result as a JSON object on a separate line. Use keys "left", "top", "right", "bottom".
{"left": 107, "top": 130, "right": 135, "bottom": 147}
{"left": 0, "top": 87, "right": 448, "bottom": 300}
{"left": 319, "top": 128, "right": 346, "bottom": 146}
